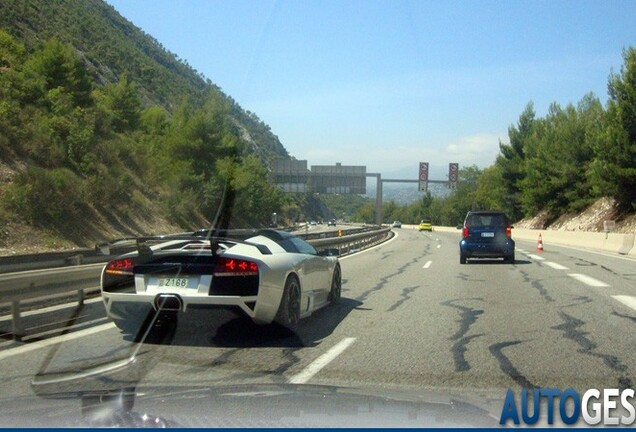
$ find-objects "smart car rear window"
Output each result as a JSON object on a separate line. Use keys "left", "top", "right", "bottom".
{"left": 465, "top": 213, "right": 508, "bottom": 227}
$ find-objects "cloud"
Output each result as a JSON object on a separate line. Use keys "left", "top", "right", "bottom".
{"left": 444, "top": 133, "right": 504, "bottom": 167}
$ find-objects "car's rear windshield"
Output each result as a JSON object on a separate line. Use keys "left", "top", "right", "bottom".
{"left": 465, "top": 213, "right": 509, "bottom": 227}
{"left": 421, "top": 219, "right": 431, "bottom": 223}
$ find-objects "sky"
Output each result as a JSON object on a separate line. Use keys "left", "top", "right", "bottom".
{"left": 106, "top": 0, "right": 636, "bottom": 179}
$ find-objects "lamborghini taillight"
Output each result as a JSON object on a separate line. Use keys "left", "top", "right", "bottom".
{"left": 105, "top": 258, "right": 135, "bottom": 275}
{"left": 213, "top": 257, "right": 258, "bottom": 276}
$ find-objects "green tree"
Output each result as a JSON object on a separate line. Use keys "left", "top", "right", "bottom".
{"left": 474, "top": 165, "right": 506, "bottom": 211}
{"left": 4, "top": 167, "right": 85, "bottom": 225}
{"left": 520, "top": 96, "right": 602, "bottom": 219}
{"left": 22, "top": 39, "right": 92, "bottom": 108}
{"left": 0, "top": 28, "right": 25, "bottom": 68}
{"left": 590, "top": 47, "right": 636, "bottom": 210}
{"left": 215, "top": 155, "right": 285, "bottom": 227}
{"left": 496, "top": 102, "right": 535, "bottom": 220}
{"left": 100, "top": 75, "right": 142, "bottom": 132}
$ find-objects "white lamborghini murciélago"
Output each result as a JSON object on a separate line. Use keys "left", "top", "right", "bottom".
{"left": 100, "top": 229, "right": 341, "bottom": 334}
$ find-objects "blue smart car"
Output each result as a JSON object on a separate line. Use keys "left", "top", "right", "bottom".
{"left": 458, "top": 211, "right": 515, "bottom": 264}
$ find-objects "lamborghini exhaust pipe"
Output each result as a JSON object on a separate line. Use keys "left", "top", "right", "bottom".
{"left": 154, "top": 294, "right": 183, "bottom": 311}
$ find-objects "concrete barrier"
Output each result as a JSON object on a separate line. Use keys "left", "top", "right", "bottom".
{"left": 628, "top": 234, "right": 636, "bottom": 258}
{"left": 428, "top": 225, "right": 635, "bottom": 257}
{"left": 511, "top": 229, "right": 636, "bottom": 256}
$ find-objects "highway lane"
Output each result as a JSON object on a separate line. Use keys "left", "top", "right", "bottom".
{"left": 1, "top": 227, "right": 635, "bottom": 421}
{"left": 316, "top": 229, "right": 636, "bottom": 393}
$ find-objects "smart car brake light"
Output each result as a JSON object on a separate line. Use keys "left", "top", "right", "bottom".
{"left": 463, "top": 227, "right": 469, "bottom": 238}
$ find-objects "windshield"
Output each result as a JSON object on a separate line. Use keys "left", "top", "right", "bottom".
{"left": 1, "top": 0, "right": 636, "bottom": 428}
{"left": 465, "top": 213, "right": 509, "bottom": 227}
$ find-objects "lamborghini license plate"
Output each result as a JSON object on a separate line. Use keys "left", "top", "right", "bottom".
{"left": 153, "top": 277, "right": 198, "bottom": 289}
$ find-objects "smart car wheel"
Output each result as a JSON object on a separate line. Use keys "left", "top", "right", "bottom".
{"left": 277, "top": 275, "right": 301, "bottom": 329}
{"left": 460, "top": 252, "right": 467, "bottom": 264}
{"left": 329, "top": 265, "right": 341, "bottom": 303}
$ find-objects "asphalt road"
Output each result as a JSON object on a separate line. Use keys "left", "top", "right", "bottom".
{"left": 1, "top": 227, "right": 636, "bottom": 423}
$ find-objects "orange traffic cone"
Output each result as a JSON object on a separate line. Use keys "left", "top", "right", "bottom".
{"left": 536, "top": 233, "right": 544, "bottom": 252}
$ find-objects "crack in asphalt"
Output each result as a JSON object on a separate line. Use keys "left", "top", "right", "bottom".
{"left": 441, "top": 298, "right": 484, "bottom": 372}
{"left": 552, "top": 311, "right": 632, "bottom": 390}
{"left": 378, "top": 251, "right": 393, "bottom": 261}
{"left": 272, "top": 347, "right": 302, "bottom": 377}
{"left": 386, "top": 286, "right": 418, "bottom": 312}
{"left": 489, "top": 340, "right": 537, "bottom": 389}
{"left": 600, "top": 265, "right": 619, "bottom": 276}
{"left": 451, "top": 334, "right": 484, "bottom": 372}
{"left": 518, "top": 269, "right": 554, "bottom": 302}
{"left": 206, "top": 348, "right": 242, "bottom": 368}
{"left": 456, "top": 272, "right": 485, "bottom": 282}
{"left": 355, "top": 256, "right": 421, "bottom": 303}
{"left": 569, "top": 255, "right": 635, "bottom": 282}
{"left": 611, "top": 310, "right": 636, "bottom": 324}
{"left": 562, "top": 295, "right": 593, "bottom": 309}
{"left": 572, "top": 257, "right": 597, "bottom": 267}
{"left": 201, "top": 344, "right": 302, "bottom": 383}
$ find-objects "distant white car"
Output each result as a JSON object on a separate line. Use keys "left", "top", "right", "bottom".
{"left": 101, "top": 229, "right": 341, "bottom": 334}
{"left": 391, "top": 221, "right": 402, "bottom": 228}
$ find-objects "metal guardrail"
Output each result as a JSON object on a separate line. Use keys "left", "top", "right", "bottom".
{"left": 297, "top": 225, "right": 379, "bottom": 241}
{"left": 0, "top": 226, "right": 391, "bottom": 341}
{"left": 0, "top": 226, "right": 376, "bottom": 275}
{"left": 310, "top": 227, "right": 392, "bottom": 256}
{"left": 0, "top": 264, "right": 104, "bottom": 340}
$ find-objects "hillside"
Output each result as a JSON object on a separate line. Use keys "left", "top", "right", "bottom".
{"left": 515, "top": 197, "right": 636, "bottom": 234}
{"left": 0, "top": 0, "right": 289, "bottom": 164}
{"left": 0, "top": 0, "right": 302, "bottom": 254}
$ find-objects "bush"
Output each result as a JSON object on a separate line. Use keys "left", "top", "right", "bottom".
{"left": 3, "top": 167, "right": 85, "bottom": 225}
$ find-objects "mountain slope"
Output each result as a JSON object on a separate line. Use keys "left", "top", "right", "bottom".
{"left": 0, "top": 0, "right": 288, "bottom": 165}
{"left": 0, "top": 0, "right": 296, "bottom": 253}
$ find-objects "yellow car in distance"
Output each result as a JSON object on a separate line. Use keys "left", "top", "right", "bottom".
{"left": 419, "top": 219, "right": 433, "bottom": 232}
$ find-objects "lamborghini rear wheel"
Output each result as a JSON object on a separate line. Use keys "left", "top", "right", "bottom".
{"left": 276, "top": 275, "right": 301, "bottom": 329}
{"left": 329, "top": 265, "right": 341, "bottom": 303}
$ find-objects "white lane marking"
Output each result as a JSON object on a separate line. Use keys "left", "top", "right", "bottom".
{"left": 289, "top": 337, "right": 356, "bottom": 384}
{"left": 20, "top": 317, "right": 109, "bottom": 342}
{"left": 527, "top": 254, "right": 545, "bottom": 261}
{"left": 515, "top": 240, "right": 636, "bottom": 263}
{"left": 0, "top": 322, "right": 116, "bottom": 361}
{"left": 0, "top": 296, "right": 102, "bottom": 322}
{"left": 568, "top": 273, "right": 610, "bottom": 288}
{"left": 612, "top": 296, "right": 636, "bottom": 312}
{"left": 422, "top": 261, "right": 432, "bottom": 269}
{"left": 544, "top": 261, "right": 569, "bottom": 270}
{"left": 5, "top": 263, "right": 105, "bottom": 277}
{"left": 517, "top": 248, "right": 527, "bottom": 253}
{"left": 436, "top": 244, "right": 441, "bottom": 249}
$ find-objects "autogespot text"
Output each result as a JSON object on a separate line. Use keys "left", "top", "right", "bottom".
{"left": 500, "top": 388, "right": 635, "bottom": 426}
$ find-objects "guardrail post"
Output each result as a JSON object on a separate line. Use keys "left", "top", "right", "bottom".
{"left": 11, "top": 300, "right": 23, "bottom": 341}
{"left": 78, "top": 289, "right": 85, "bottom": 307}
{"left": 65, "top": 255, "right": 83, "bottom": 266}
